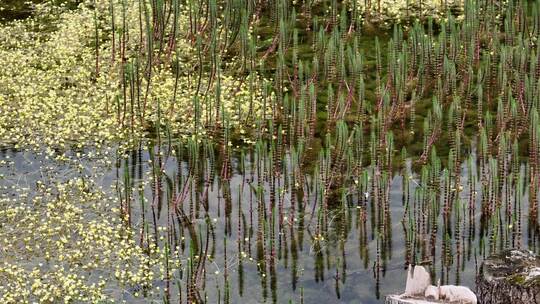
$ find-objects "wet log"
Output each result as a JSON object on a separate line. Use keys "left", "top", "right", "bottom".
{"left": 477, "top": 249, "right": 540, "bottom": 304}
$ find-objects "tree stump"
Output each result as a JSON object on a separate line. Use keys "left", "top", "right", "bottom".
{"left": 477, "top": 249, "right": 540, "bottom": 304}
{"left": 384, "top": 295, "right": 439, "bottom": 304}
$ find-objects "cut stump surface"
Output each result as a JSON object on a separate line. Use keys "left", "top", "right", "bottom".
{"left": 477, "top": 249, "right": 540, "bottom": 304}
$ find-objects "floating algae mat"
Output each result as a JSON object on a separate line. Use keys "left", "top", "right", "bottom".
{"left": 1, "top": 0, "right": 540, "bottom": 303}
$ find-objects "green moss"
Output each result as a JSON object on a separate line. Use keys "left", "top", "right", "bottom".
{"left": 508, "top": 274, "right": 527, "bottom": 285}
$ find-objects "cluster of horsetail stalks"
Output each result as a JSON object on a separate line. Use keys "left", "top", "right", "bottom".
{"left": 103, "top": 0, "right": 540, "bottom": 301}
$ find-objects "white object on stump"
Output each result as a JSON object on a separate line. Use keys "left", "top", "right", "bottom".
{"left": 439, "top": 285, "right": 477, "bottom": 303}
{"left": 424, "top": 285, "right": 439, "bottom": 300}
{"left": 385, "top": 265, "right": 477, "bottom": 304}
{"left": 403, "top": 265, "right": 432, "bottom": 297}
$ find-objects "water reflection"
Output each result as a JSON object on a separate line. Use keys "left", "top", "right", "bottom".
{"left": 3, "top": 140, "right": 532, "bottom": 303}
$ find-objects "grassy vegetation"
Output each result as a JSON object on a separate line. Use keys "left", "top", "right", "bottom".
{"left": 2, "top": 0, "right": 540, "bottom": 303}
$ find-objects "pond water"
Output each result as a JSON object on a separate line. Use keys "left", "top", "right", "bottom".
{"left": 0, "top": 144, "right": 505, "bottom": 303}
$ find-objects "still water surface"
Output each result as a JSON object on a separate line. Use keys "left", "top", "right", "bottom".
{"left": 0, "top": 145, "right": 487, "bottom": 303}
